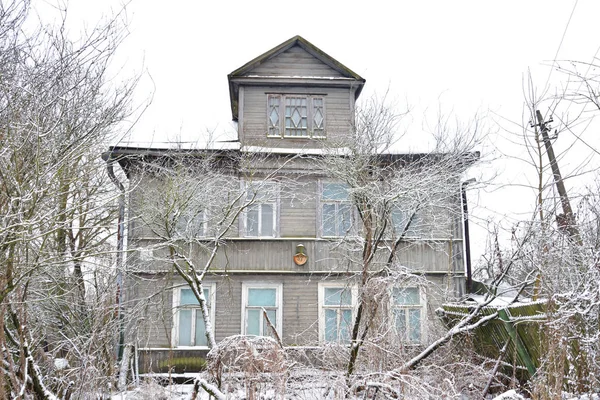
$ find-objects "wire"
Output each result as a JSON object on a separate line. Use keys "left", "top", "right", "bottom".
{"left": 544, "top": 0, "right": 578, "bottom": 93}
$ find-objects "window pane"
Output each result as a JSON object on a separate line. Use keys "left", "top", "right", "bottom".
{"left": 181, "top": 288, "right": 210, "bottom": 306}
{"left": 269, "top": 106, "right": 279, "bottom": 126}
{"left": 261, "top": 204, "right": 273, "bottom": 236}
{"left": 285, "top": 97, "right": 307, "bottom": 137}
{"left": 324, "top": 309, "right": 337, "bottom": 342}
{"left": 268, "top": 96, "right": 280, "bottom": 136}
{"left": 340, "top": 309, "right": 353, "bottom": 342}
{"left": 246, "top": 205, "right": 259, "bottom": 236}
{"left": 203, "top": 288, "right": 210, "bottom": 306}
{"left": 195, "top": 311, "right": 207, "bottom": 346}
{"left": 179, "top": 310, "right": 193, "bottom": 346}
{"left": 392, "top": 207, "right": 406, "bottom": 234}
{"left": 263, "top": 309, "right": 277, "bottom": 336}
{"left": 409, "top": 212, "right": 423, "bottom": 236}
{"left": 180, "top": 289, "right": 199, "bottom": 306}
{"left": 191, "top": 210, "right": 205, "bottom": 236}
{"left": 409, "top": 309, "right": 421, "bottom": 342}
{"left": 322, "top": 204, "right": 336, "bottom": 236}
{"left": 338, "top": 204, "right": 352, "bottom": 234}
{"left": 248, "top": 182, "right": 275, "bottom": 201}
{"left": 393, "top": 287, "right": 420, "bottom": 305}
{"left": 247, "top": 309, "right": 260, "bottom": 335}
{"left": 322, "top": 183, "right": 349, "bottom": 201}
{"left": 248, "top": 288, "right": 276, "bottom": 307}
{"left": 175, "top": 213, "right": 187, "bottom": 235}
{"left": 269, "top": 96, "right": 279, "bottom": 108}
{"left": 313, "top": 98, "right": 324, "bottom": 130}
{"left": 392, "top": 205, "right": 422, "bottom": 237}
{"left": 324, "top": 287, "right": 352, "bottom": 306}
{"left": 394, "top": 309, "right": 406, "bottom": 337}
{"left": 176, "top": 209, "right": 206, "bottom": 236}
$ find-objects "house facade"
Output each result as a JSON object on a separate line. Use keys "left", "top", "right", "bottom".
{"left": 108, "top": 36, "right": 473, "bottom": 373}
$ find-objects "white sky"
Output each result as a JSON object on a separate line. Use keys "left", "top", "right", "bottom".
{"left": 49, "top": 0, "right": 600, "bottom": 265}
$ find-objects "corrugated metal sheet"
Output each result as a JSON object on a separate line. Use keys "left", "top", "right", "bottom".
{"left": 441, "top": 300, "right": 547, "bottom": 380}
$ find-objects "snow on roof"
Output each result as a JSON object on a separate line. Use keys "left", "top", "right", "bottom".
{"left": 240, "top": 145, "right": 351, "bottom": 156}
{"left": 111, "top": 140, "right": 241, "bottom": 151}
{"left": 464, "top": 294, "right": 547, "bottom": 309}
{"left": 243, "top": 75, "right": 355, "bottom": 80}
{"left": 109, "top": 142, "right": 465, "bottom": 161}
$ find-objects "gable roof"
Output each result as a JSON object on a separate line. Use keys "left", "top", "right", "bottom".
{"left": 228, "top": 35, "right": 365, "bottom": 121}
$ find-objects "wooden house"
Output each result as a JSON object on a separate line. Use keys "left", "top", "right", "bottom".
{"left": 106, "top": 36, "right": 476, "bottom": 373}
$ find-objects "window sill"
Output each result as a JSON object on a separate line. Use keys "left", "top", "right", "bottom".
{"left": 242, "top": 235, "right": 278, "bottom": 239}
{"left": 265, "top": 135, "right": 326, "bottom": 140}
{"left": 138, "top": 347, "right": 210, "bottom": 351}
{"left": 172, "top": 346, "right": 210, "bottom": 350}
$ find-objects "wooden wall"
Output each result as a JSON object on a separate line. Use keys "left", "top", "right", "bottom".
{"left": 240, "top": 85, "right": 354, "bottom": 148}
{"left": 248, "top": 46, "right": 344, "bottom": 78}
{"left": 129, "top": 272, "right": 464, "bottom": 350}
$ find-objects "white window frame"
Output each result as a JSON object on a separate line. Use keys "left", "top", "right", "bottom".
{"left": 318, "top": 282, "right": 358, "bottom": 343}
{"left": 266, "top": 94, "right": 326, "bottom": 138}
{"left": 390, "top": 286, "right": 426, "bottom": 344}
{"left": 242, "top": 181, "right": 279, "bottom": 238}
{"left": 241, "top": 283, "right": 283, "bottom": 338}
{"left": 390, "top": 204, "right": 423, "bottom": 239}
{"left": 319, "top": 181, "right": 354, "bottom": 238}
{"left": 172, "top": 283, "right": 216, "bottom": 348}
{"left": 175, "top": 207, "right": 208, "bottom": 238}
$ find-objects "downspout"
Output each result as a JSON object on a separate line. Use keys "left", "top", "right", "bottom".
{"left": 461, "top": 178, "right": 475, "bottom": 294}
{"left": 102, "top": 151, "right": 126, "bottom": 361}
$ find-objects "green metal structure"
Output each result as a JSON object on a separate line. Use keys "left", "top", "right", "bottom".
{"left": 441, "top": 298, "right": 547, "bottom": 381}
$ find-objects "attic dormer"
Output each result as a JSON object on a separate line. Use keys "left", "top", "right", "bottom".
{"left": 228, "top": 36, "right": 365, "bottom": 148}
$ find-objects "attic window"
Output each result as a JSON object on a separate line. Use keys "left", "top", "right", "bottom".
{"left": 267, "top": 94, "right": 325, "bottom": 138}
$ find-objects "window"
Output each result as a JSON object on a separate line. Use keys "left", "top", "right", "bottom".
{"left": 391, "top": 204, "right": 423, "bottom": 238}
{"left": 242, "top": 283, "right": 282, "bottom": 338}
{"left": 319, "top": 284, "right": 356, "bottom": 343}
{"left": 173, "top": 285, "right": 215, "bottom": 347}
{"left": 392, "top": 287, "right": 423, "bottom": 343}
{"left": 244, "top": 182, "right": 277, "bottom": 237}
{"left": 267, "top": 94, "right": 325, "bottom": 138}
{"left": 321, "top": 183, "right": 352, "bottom": 237}
{"left": 175, "top": 208, "right": 207, "bottom": 238}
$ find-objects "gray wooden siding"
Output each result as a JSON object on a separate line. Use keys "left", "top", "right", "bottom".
{"left": 129, "top": 237, "right": 463, "bottom": 275}
{"left": 280, "top": 178, "right": 317, "bottom": 237}
{"left": 212, "top": 274, "right": 319, "bottom": 345}
{"left": 125, "top": 273, "right": 173, "bottom": 348}
{"left": 247, "top": 45, "right": 344, "bottom": 78}
{"left": 132, "top": 273, "right": 463, "bottom": 349}
{"left": 127, "top": 177, "right": 157, "bottom": 239}
{"left": 130, "top": 274, "right": 320, "bottom": 348}
{"left": 241, "top": 86, "right": 353, "bottom": 148}
{"left": 126, "top": 169, "right": 465, "bottom": 277}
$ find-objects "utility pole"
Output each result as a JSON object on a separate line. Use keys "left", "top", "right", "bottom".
{"left": 534, "top": 110, "right": 582, "bottom": 246}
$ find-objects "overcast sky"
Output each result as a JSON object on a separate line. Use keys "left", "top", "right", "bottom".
{"left": 54, "top": 0, "right": 600, "bottom": 264}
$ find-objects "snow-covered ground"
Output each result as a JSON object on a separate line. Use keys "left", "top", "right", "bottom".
{"left": 111, "top": 382, "right": 193, "bottom": 400}
{"left": 112, "top": 383, "right": 600, "bottom": 400}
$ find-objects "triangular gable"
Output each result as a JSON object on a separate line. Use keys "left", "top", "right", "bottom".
{"left": 230, "top": 35, "right": 363, "bottom": 80}
{"left": 246, "top": 45, "right": 344, "bottom": 78}
{"left": 228, "top": 36, "right": 365, "bottom": 121}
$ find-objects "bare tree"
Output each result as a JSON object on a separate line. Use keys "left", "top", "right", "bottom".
{"left": 0, "top": 0, "right": 138, "bottom": 397}
{"left": 128, "top": 148, "right": 305, "bottom": 397}
{"left": 471, "top": 64, "right": 600, "bottom": 397}
{"left": 313, "top": 95, "right": 483, "bottom": 385}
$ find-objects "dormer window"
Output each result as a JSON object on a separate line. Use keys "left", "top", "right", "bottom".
{"left": 267, "top": 94, "right": 325, "bottom": 138}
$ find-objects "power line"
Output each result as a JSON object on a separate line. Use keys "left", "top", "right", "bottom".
{"left": 544, "top": 0, "right": 579, "bottom": 92}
